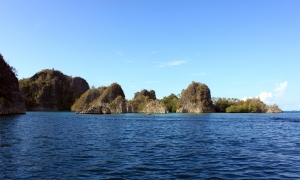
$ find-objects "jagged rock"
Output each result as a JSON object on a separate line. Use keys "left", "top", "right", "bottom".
{"left": 266, "top": 104, "right": 283, "bottom": 113}
{"left": 134, "top": 89, "right": 156, "bottom": 100}
{"left": 71, "top": 77, "right": 90, "bottom": 99}
{"left": 142, "top": 100, "right": 168, "bottom": 114}
{"left": 19, "top": 69, "right": 89, "bottom": 110}
{"left": 177, "top": 81, "right": 215, "bottom": 113}
{"left": 99, "top": 83, "right": 125, "bottom": 103}
{"left": 71, "top": 83, "right": 126, "bottom": 113}
{"left": 0, "top": 54, "right": 26, "bottom": 115}
{"left": 81, "top": 106, "right": 111, "bottom": 114}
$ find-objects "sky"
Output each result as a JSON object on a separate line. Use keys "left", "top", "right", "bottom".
{"left": 0, "top": 0, "right": 299, "bottom": 110}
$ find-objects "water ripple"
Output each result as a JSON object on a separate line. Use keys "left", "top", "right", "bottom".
{"left": 1, "top": 112, "right": 300, "bottom": 179}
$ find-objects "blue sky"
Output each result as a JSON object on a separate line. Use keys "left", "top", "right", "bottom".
{"left": 1, "top": 0, "right": 299, "bottom": 110}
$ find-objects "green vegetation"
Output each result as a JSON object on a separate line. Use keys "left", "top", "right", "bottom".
{"left": 71, "top": 83, "right": 126, "bottom": 113}
{"left": 160, "top": 94, "right": 179, "bottom": 112}
{"left": 127, "top": 89, "right": 157, "bottom": 112}
{"left": 71, "top": 86, "right": 105, "bottom": 111}
{"left": 19, "top": 69, "right": 89, "bottom": 110}
{"left": 0, "top": 54, "right": 19, "bottom": 107}
{"left": 212, "top": 97, "right": 275, "bottom": 113}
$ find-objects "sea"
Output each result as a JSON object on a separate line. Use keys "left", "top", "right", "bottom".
{"left": 1, "top": 112, "right": 300, "bottom": 179}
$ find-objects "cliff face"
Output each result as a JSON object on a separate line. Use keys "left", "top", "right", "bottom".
{"left": 19, "top": 69, "right": 89, "bottom": 110}
{"left": 71, "top": 83, "right": 126, "bottom": 113}
{"left": 176, "top": 81, "right": 215, "bottom": 113}
{"left": 128, "top": 89, "right": 168, "bottom": 114}
{"left": 142, "top": 100, "right": 168, "bottom": 114}
{"left": 266, "top": 104, "right": 283, "bottom": 113}
{"left": 0, "top": 54, "right": 26, "bottom": 115}
{"left": 73, "top": 87, "right": 168, "bottom": 114}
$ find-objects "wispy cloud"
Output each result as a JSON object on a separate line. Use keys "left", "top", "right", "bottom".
{"left": 150, "top": 51, "right": 159, "bottom": 54}
{"left": 116, "top": 51, "right": 123, "bottom": 56}
{"left": 34, "top": 21, "right": 47, "bottom": 30}
{"left": 145, "top": 81, "right": 159, "bottom": 84}
{"left": 156, "top": 60, "right": 188, "bottom": 67}
{"left": 190, "top": 72, "right": 208, "bottom": 76}
{"left": 126, "top": 60, "right": 133, "bottom": 63}
{"left": 168, "top": 61, "right": 187, "bottom": 66}
{"left": 131, "top": 85, "right": 136, "bottom": 88}
{"left": 243, "top": 81, "right": 288, "bottom": 104}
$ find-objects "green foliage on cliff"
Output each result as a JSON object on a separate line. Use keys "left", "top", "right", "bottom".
{"left": 71, "top": 83, "right": 126, "bottom": 112}
{"left": 127, "top": 89, "right": 157, "bottom": 112}
{"left": 212, "top": 97, "right": 239, "bottom": 112}
{"left": 0, "top": 54, "right": 19, "bottom": 107}
{"left": 71, "top": 86, "right": 106, "bottom": 111}
{"left": 213, "top": 97, "right": 270, "bottom": 113}
{"left": 160, "top": 93, "right": 179, "bottom": 112}
{"left": 177, "top": 81, "right": 215, "bottom": 112}
{"left": 19, "top": 69, "right": 89, "bottom": 110}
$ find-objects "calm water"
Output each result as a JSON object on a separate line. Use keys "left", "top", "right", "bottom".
{"left": 1, "top": 112, "right": 300, "bottom": 179}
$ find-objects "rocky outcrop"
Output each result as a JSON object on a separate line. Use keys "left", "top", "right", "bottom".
{"left": 127, "top": 89, "right": 168, "bottom": 114}
{"left": 134, "top": 89, "right": 156, "bottom": 100}
{"left": 71, "top": 77, "right": 90, "bottom": 99}
{"left": 0, "top": 54, "right": 26, "bottom": 115}
{"left": 177, "top": 81, "right": 215, "bottom": 113}
{"left": 71, "top": 83, "right": 126, "bottom": 113}
{"left": 19, "top": 69, "right": 89, "bottom": 110}
{"left": 81, "top": 106, "right": 111, "bottom": 114}
{"left": 266, "top": 104, "right": 283, "bottom": 113}
{"left": 142, "top": 100, "right": 168, "bottom": 114}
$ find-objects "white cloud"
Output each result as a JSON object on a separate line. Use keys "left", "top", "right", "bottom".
{"left": 146, "top": 81, "right": 159, "bottom": 84}
{"left": 190, "top": 72, "right": 212, "bottom": 76}
{"left": 156, "top": 60, "right": 187, "bottom": 67}
{"left": 150, "top": 51, "right": 159, "bottom": 54}
{"left": 34, "top": 21, "right": 47, "bottom": 30}
{"left": 116, "top": 51, "right": 123, "bottom": 56}
{"left": 254, "top": 81, "right": 288, "bottom": 104}
{"left": 259, "top": 92, "right": 273, "bottom": 102}
{"left": 126, "top": 60, "right": 133, "bottom": 63}
{"left": 168, "top": 61, "right": 187, "bottom": 66}
{"left": 274, "top": 81, "right": 288, "bottom": 98}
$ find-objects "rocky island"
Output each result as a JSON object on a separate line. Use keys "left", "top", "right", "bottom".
{"left": 176, "top": 81, "right": 215, "bottom": 113}
{"left": 19, "top": 69, "right": 89, "bottom": 111}
{"left": 0, "top": 54, "right": 26, "bottom": 115}
{"left": 0, "top": 56, "right": 283, "bottom": 115}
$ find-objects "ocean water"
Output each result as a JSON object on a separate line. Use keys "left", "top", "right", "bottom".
{"left": 1, "top": 112, "right": 300, "bottom": 179}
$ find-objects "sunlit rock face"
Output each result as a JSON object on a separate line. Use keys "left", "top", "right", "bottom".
{"left": 176, "top": 81, "right": 215, "bottom": 113}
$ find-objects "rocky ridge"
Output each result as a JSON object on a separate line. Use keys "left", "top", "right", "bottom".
{"left": 266, "top": 104, "right": 283, "bottom": 113}
{"left": 176, "top": 81, "right": 215, "bottom": 113}
{"left": 0, "top": 54, "right": 26, "bottom": 115}
{"left": 19, "top": 69, "right": 89, "bottom": 110}
{"left": 81, "top": 106, "right": 111, "bottom": 114}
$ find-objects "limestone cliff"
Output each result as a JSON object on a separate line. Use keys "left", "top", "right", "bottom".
{"left": 0, "top": 54, "right": 26, "bottom": 115}
{"left": 81, "top": 106, "right": 111, "bottom": 114}
{"left": 127, "top": 89, "right": 168, "bottom": 114}
{"left": 19, "top": 69, "right": 89, "bottom": 110}
{"left": 142, "top": 100, "right": 168, "bottom": 114}
{"left": 71, "top": 83, "right": 126, "bottom": 113}
{"left": 176, "top": 81, "right": 215, "bottom": 113}
{"left": 266, "top": 104, "right": 283, "bottom": 113}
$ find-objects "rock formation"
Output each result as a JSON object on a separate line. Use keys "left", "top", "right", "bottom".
{"left": 134, "top": 89, "right": 156, "bottom": 100}
{"left": 142, "top": 100, "right": 168, "bottom": 114}
{"left": 176, "top": 81, "right": 215, "bottom": 113}
{"left": 19, "top": 69, "right": 89, "bottom": 110}
{"left": 81, "top": 106, "right": 111, "bottom": 114}
{"left": 128, "top": 89, "right": 168, "bottom": 114}
{"left": 0, "top": 54, "right": 26, "bottom": 115}
{"left": 266, "top": 104, "right": 283, "bottom": 113}
{"left": 71, "top": 83, "right": 126, "bottom": 113}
